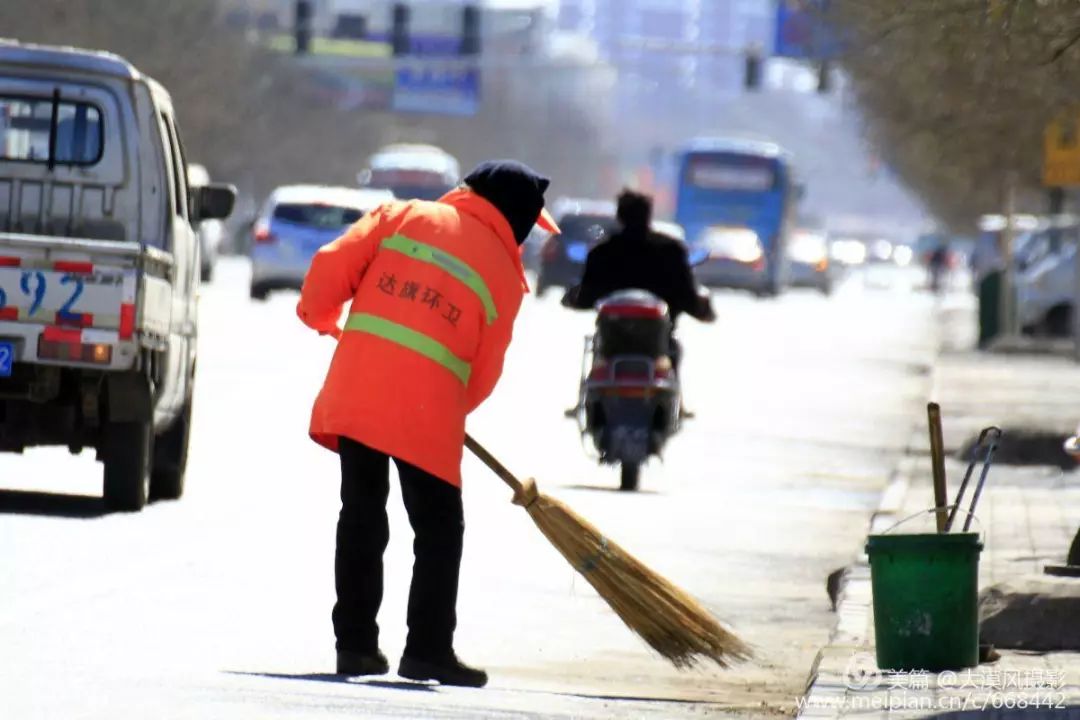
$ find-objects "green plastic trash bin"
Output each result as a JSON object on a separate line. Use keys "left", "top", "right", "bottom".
{"left": 866, "top": 532, "right": 982, "bottom": 672}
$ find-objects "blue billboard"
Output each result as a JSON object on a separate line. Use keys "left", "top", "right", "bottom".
{"left": 392, "top": 65, "right": 480, "bottom": 116}
{"left": 774, "top": 0, "right": 840, "bottom": 60}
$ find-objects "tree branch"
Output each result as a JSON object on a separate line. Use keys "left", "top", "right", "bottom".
{"left": 1042, "top": 25, "right": 1080, "bottom": 65}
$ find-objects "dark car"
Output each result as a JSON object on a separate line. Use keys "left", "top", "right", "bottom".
{"left": 535, "top": 200, "right": 618, "bottom": 297}
{"left": 535, "top": 200, "right": 687, "bottom": 297}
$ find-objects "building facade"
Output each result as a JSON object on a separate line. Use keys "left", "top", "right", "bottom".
{"left": 221, "top": 0, "right": 551, "bottom": 53}
{"left": 556, "top": 0, "right": 773, "bottom": 97}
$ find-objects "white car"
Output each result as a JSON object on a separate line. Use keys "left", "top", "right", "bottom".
{"left": 359, "top": 143, "right": 459, "bottom": 201}
{"left": 188, "top": 163, "right": 226, "bottom": 282}
{"left": 1017, "top": 242, "right": 1077, "bottom": 337}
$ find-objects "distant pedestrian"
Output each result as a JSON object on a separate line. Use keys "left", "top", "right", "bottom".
{"left": 928, "top": 243, "right": 950, "bottom": 294}
{"left": 297, "top": 160, "right": 558, "bottom": 687}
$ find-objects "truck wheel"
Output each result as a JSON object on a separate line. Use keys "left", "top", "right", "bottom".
{"left": 619, "top": 462, "right": 640, "bottom": 492}
{"left": 151, "top": 397, "right": 191, "bottom": 501}
{"left": 250, "top": 283, "right": 269, "bottom": 301}
{"left": 200, "top": 263, "right": 213, "bottom": 284}
{"left": 103, "top": 420, "right": 153, "bottom": 511}
{"left": 757, "top": 280, "right": 781, "bottom": 298}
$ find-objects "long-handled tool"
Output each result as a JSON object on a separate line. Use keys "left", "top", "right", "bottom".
{"left": 945, "top": 427, "right": 1002, "bottom": 532}
{"left": 927, "top": 403, "right": 949, "bottom": 533}
{"left": 464, "top": 433, "right": 751, "bottom": 669}
{"left": 959, "top": 429, "right": 1001, "bottom": 532}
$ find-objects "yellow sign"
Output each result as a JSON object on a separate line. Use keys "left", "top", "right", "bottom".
{"left": 1044, "top": 113, "right": 1080, "bottom": 187}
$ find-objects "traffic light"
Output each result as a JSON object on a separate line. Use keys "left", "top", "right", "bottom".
{"left": 294, "top": 0, "right": 313, "bottom": 55}
{"left": 744, "top": 47, "right": 762, "bottom": 91}
{"left": 461, "top": 4, "right": 481, "bottom": 56}
{"left": 392, "top": 2, "right": 411, "bottom": 57}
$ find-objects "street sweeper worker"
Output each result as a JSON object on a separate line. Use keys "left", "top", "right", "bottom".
{"left": 296, "top": 160, "right": 558, "bottom": 688}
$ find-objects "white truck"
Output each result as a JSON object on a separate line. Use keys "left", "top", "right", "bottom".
{"left": 0, "top": 42, "right": 235, "bottom": 510}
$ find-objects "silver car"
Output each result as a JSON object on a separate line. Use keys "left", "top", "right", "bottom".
{"left": 787, "top": 229, "right": 835, "bottom": 294}
{"left": 691, "top": 226, "right": 770, "bottom": 294}
{"left": 249, "top": 185, "right": 395, "bottom": 301}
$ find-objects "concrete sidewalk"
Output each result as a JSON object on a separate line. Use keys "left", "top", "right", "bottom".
{"left": 799, "top": 305, "right": 1080, "bottom": 718}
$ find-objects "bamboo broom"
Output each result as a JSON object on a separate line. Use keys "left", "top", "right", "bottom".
{"left": 465, "top": 434, "right": 752, "bottom": 669}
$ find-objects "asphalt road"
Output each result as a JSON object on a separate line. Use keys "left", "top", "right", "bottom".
{"left": 1, "top": 260, "right": 942, "bottom": 719}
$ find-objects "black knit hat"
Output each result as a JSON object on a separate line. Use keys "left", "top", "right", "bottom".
{"left": 463, "top": 160, "right": 552, "bottom": 245}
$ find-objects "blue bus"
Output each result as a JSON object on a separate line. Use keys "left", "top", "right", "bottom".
{"left": 674, "top": 138, "right": 800, "bottom": 296}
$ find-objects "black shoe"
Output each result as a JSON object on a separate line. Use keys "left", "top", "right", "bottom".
{"left": 337, "top": 649, "right": 390, "bottom": 676}
{"left": 398, "top": 653, "right": 488, "bottom": 688}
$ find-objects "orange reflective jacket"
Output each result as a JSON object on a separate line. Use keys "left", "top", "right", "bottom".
{"left": 297, "top": 189, "right": 527, "bottom": 487}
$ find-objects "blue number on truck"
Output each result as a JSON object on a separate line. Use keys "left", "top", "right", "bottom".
{"left": 0, "top": 342, "right": 12, "bottom": 377}
{"left": 58, "top": 275, "right": 84, "bottom": 320}
{"left": 20, "top": 271, "right": 45, "bottom": 317}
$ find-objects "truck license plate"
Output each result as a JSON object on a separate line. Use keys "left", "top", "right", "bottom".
{"left": 0, "top": 267, "right": 97, "bottom": 322}
{"left": 0, "top": 341, "right": 13, "bottom": 377}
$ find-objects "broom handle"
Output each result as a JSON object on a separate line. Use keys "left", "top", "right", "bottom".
{"left": 928, "top": 403, "right": 949, "bottom": 533}
{"left": 464, "top": 433, "right": 525, "bottom": 495}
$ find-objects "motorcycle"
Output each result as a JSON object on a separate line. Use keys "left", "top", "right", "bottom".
{"left": 567, "top": 290, "right": 682, "bottom": 491}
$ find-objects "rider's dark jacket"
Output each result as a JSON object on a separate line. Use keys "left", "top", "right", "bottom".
{"left": 564, "top": 223, "right": 710, "bottom": 323}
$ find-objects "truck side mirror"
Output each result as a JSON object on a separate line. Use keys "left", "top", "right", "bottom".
{"left": 192, "top": 183, "right": 237, "bottom": 221}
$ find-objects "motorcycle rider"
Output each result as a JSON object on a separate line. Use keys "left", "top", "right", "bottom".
{"left": 561, "top": 189, "right": 715, "bottom": 413}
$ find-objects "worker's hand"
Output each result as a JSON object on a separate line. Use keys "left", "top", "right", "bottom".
{"left": 296, "top": 301, "right": 343, "bottom": 340}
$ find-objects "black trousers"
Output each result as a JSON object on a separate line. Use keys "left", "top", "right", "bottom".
{"left": 333, "top": 436, "right": 464, "bottom": 661}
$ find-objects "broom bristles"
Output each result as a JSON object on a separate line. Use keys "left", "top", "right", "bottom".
{"left": 513, "top": 478, "right": 752, "bottom": 669}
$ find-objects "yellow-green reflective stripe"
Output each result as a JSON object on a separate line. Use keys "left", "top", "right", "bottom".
{"left": 381, "top": 234, "right": 498, "bottom": 325}
{"left": 344, "top": 313, "right": 471, "bottom": 384}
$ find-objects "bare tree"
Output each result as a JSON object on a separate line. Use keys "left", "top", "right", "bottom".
{"left": 0, "top": 0, "right": 616, "bottom": 205}
{"left": 0, "top": 0, "right": 396, "bottom": 195}
{"left": 830, "top": 0, "right": 1080, "bottom": 229}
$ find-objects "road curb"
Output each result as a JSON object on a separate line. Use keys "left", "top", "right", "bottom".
{"left": 796, "top": 376, "right": 933, "bottom": 716}
{"left": 797, "top": 467, "right": 910, "bottom": 716}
